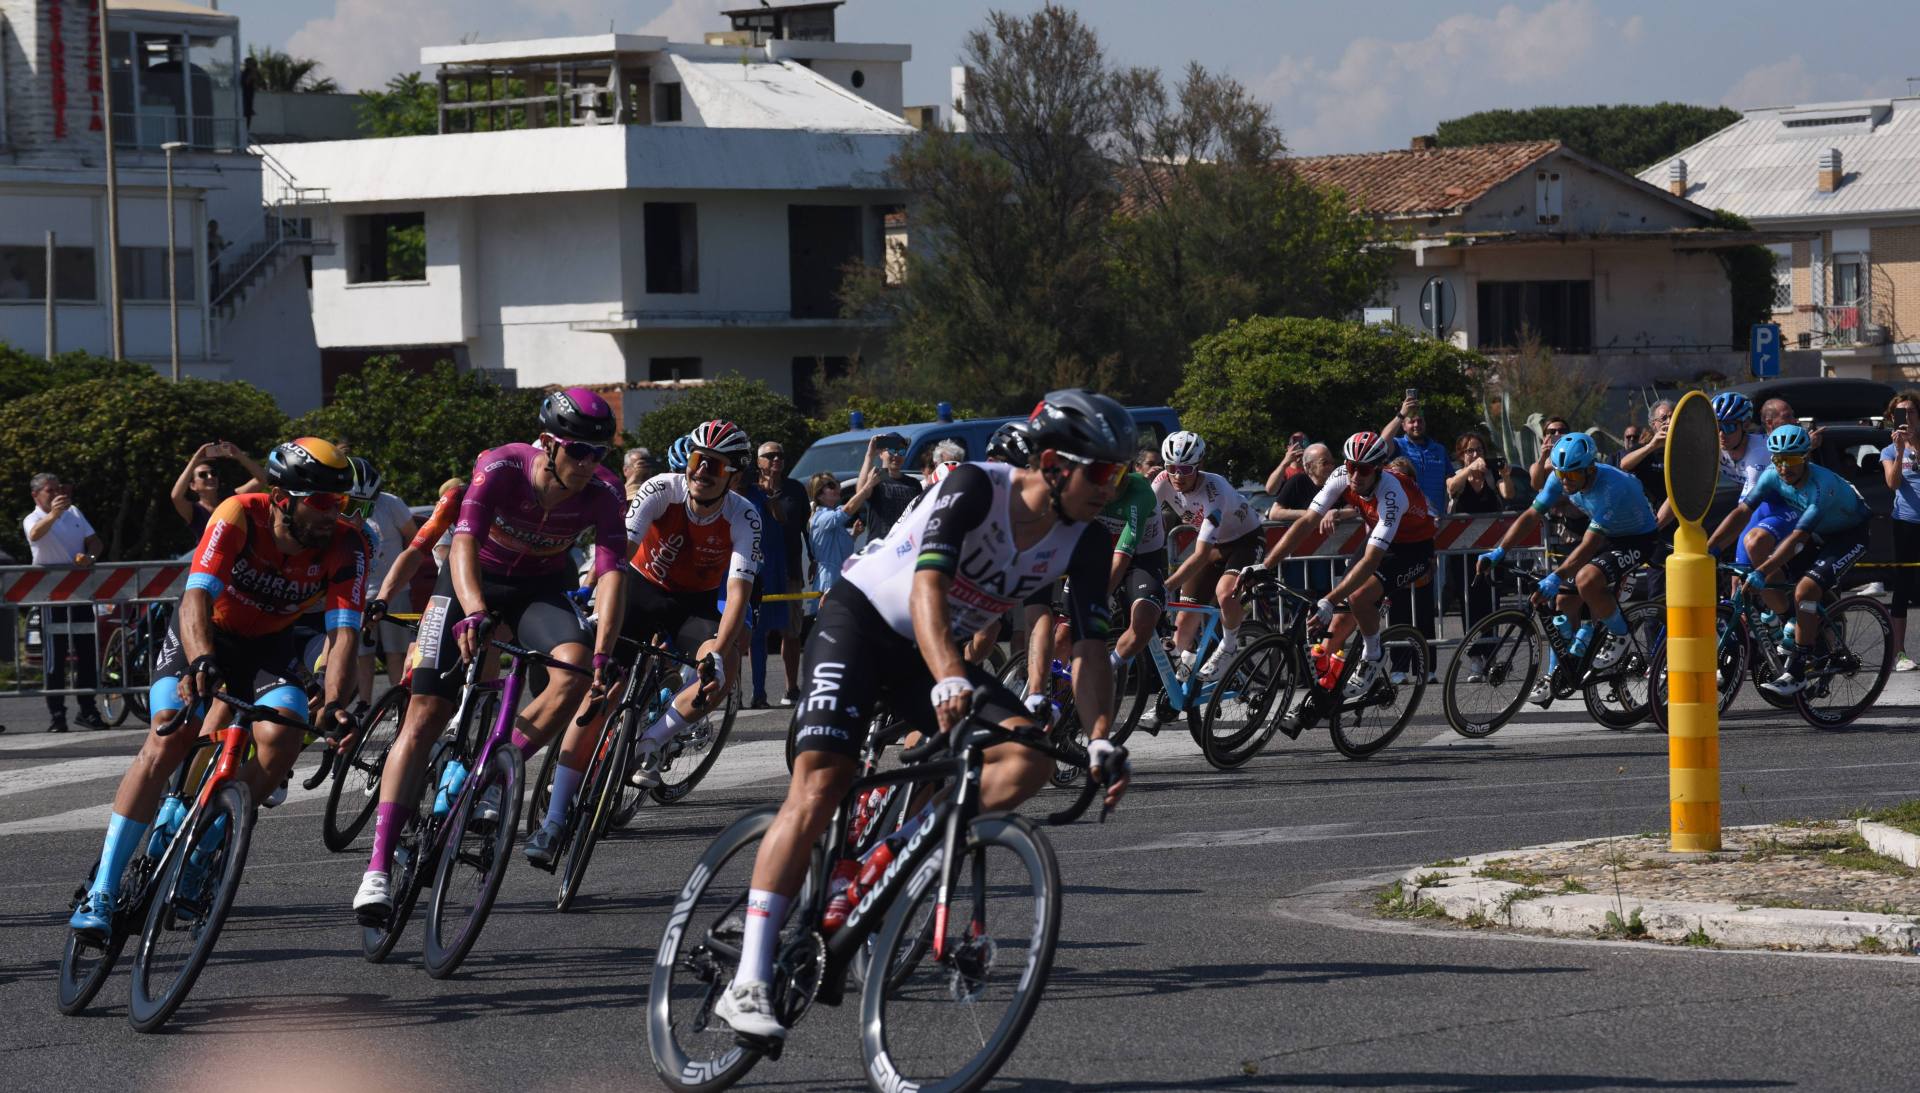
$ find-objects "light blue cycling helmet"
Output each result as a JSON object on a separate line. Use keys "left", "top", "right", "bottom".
{"left": 1767, "top": 423, "right": 1812, "bottom": 456}
{"left": 668, "top": 434, "right": 692, "bottom": 472}
{"left": 1549, "top": 432, "right": 1599, "bottom": 474}
{"left": 1710, "top": 391, "right": 1753, "bottom": 426}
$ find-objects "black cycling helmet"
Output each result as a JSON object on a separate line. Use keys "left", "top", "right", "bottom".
{"left": 538, "top": 386, "right": 618, "bottom": 445}
{"left": 1025, "top": 388, "right": 1136, "bottom": 465}
{"left": 266, "top": 438, "right": 354, "bottom": 495}
{"left": 347, "top": 455, "right": 382, "bottom": 503}
{"left": 986, "top": 421, "right": 1033, "bottom": 468}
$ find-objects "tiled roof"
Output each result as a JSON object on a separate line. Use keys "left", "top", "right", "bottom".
{"left": 1288, "top": 140, "right": 1561, "bottom": 218}
{"left": 1636, "top": 98, "right": 1920, "bottom": 220}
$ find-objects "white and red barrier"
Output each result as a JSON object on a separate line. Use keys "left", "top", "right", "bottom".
{"left": 2, "top": 562, "right": 189, "bottom": 604}
{"left": 1167, "top": 514, "right": 1542, "bottom": 561}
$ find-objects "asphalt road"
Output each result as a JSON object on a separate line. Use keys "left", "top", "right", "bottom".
{"left": 4, "top": 667, "right": 1920, "bottom": 1093}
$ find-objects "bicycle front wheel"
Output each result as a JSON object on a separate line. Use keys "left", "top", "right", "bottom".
{"left": 1199, "top": 634, "right": 1298, "bottom": 770}
{"left": 423, "top": 744, "right": 524, "bottom": 978}
{"left": 654, "top": 687, "right": 738, "bottom": 805}
{"left": 324, "top": 686, "right": 407, "bottom": 852}
{"left": 860, "top": 812, "right": 1061, "bottom": 1093}
{"left": 128, "top": 782, "right": 253, "bottom": 1032}
{"left": 56, "top": 851, "right": 146, "bottom": 1014}
{"left": 1328, "top": 625, "right": 1428, "bottom": 759}
{"left": 99, "top": 628, "right": 132, "bottom": 727}
{"left": 648, "top": 808, "right": 778, "bottom": 1093}
{"left": 1650, "top": 604, "right": 1747, "bottom": 733}
{"left": 1583, "top": 601, "right": 1664, "bottom": 731}
{"left": 1443, "top": 609, "right": 1539, "bottom": 738}
{"left": 558, "top": 717, "right": 629, "bottom": 912}
{"left": 1797, "top": 595, "right": 1895, "bottom": 730}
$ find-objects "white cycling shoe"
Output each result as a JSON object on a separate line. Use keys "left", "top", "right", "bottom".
{"left": 353, "top": 870, "right": 392, "bottom": 918}
{"left": 714, "top": 979, "right": 786, "bottom": 1041}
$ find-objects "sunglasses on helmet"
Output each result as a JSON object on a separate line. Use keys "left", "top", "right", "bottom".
{"left": 1055, "top": 451, "right": 1128, "bottom": 486}
{"left": 543, "top": 433, "right": 609, "bottom": 462}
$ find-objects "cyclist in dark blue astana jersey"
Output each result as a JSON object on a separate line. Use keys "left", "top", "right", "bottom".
{"left": 1479, "top": 433, "right": 1659, "bottom": 706}
{"left": 709, "top": 390, "right": 1138, "bottom": 1044}
{"left": 1708, "top": 423, "right": 1872, "bottom": 696}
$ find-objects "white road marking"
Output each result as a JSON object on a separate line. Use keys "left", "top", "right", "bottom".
{"left": 0, "top": 756, "right": 130, "bottom": 799}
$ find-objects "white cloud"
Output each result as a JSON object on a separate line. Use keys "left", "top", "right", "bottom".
{"left": 1621, "top": 14, "right": 1646, "bottom": 43}
{"left": 1720, "top": 55, "right": 1816, "bottom": 110}
{"left": 1259, "top": 0, "right": 1627, "bottom": 154}
{"left": 287, "top": 0, "right": 466, "bottom": 91}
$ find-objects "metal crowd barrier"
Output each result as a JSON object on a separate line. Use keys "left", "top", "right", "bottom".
{"left": 1, "top": 562, "right": 188, "bottom": 701}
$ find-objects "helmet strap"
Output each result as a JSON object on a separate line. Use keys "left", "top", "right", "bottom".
{"left": 1038, "top": 458, "right": 1073, "bottom": 521}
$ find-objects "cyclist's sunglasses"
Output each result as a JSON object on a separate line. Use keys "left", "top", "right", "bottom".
{"left": 1345, "top": 459, "right": 1380, "bottom": 475}
{"left": 1166, "top": 462, "right": 1199, "bottom": 476}
{"left": 1718, "top": 420, "right": 1745, "bottom": 434}
{"left": 1771, "top": 453, "right": 1808, "bottom": 469}
{"left": 1553, "top": 466, "right": 1592, "bottom": 482}
{"left": 1056, "top": 451, "right": 1128, "bottom": 485}
{"left": 686, "top": 449, "right": 739, "bottom": 478}
{"left": 542, "top": 433, "right": 609, "bottom": 462}
{"left": 285, "top": 490, "right": 348, "bottom": 513}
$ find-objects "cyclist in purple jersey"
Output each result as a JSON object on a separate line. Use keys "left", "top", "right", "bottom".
{"left": 455, "top": 442, "right": 628, "bottom": 578}
{"left": 353, "top": 388, "right": 630, "bottom": 920}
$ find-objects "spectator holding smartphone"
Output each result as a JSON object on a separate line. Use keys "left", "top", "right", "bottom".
{"left": 1881, "top": 390, "right": 1920, "bottom": 672}
{"left": 861, "top": 433, "right": 919, "bottom": 541}
{"left": 1264, "top": 432, "right": 1310, "bottom": 493}
{"left": 1618, "top": 399, "right": 1672, "bottom": 510}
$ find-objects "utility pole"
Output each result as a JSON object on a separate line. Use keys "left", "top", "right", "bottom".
{"left": 163, "top": 141, "right": 185, "bottom": 379}
{"left": 44, "top": 231, "right": 57, "bottom": 360}
{"left": 98, "top": 0, "right": 124, "bottom": 360}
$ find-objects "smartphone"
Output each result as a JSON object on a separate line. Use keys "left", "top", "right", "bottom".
{"left": 1405, "top": 388, "right": 1419, "bottom": 401}
{"left": 1896, "top": 408, "right": 1911, "bottom": 430}
{"left": 1289, "top": 431, "right": 1306, "bottom": 448}
{"left": 1796, "top": 416, "right": 1814, "bottom": 431}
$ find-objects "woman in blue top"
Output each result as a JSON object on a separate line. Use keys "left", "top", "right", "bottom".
{"left": 806, "top": 457, "right": 878, "bottom": 606}
{"left": 1880, "top": 390, "right": 1920, "bottom": 672}
{"left": 1709, "top": 424, "right": 1872, "bottom": 696}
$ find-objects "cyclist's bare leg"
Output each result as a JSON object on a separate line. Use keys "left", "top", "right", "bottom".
{"left": 508, "top": 640, "right": 593, "bottom": 752}
{"left": 1348, "top": 580, "right": 1384, "bottom": 637}
{"left": 1114, "top": 600, "right": 1160, "bottom": 661}
{"left": 1216, "top": 570, "right": 1245, "bottom": 634}
{"left": 978, "top": 731, "right": 1052, "bottom": 809}
{"left": 1745, "top": 531, "right": 1793, "bottom": 616}
{"left": 377, "top": 694, "right": 454, "bottom": 809}
{"left": 1024, "top": 604, "right": 1054, "bottom": 696}
{"left": 963, "top": 618, "right": 1001, "bottom": 665}
{"left": 750, "top": 750, "right": 858, "bottom": 898}
{"left": 1574, "top": 564, "right": 1619, "bottom": 622}
{"left": 108, "top": 705, "right": 217, "bottom": 823}
{"left": 244, "top": 718, "right": 309, "bottom": 800}
{"left": 1792, "top": 575, "right": 1826, "bottom": 648}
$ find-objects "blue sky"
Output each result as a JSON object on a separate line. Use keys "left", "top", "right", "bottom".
{"left": 220, "top": 0, "right": 1920, "bottom": 154}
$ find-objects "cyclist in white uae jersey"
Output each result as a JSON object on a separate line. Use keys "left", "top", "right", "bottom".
{"left": 1154, "top": 432, "right": 1263, "bottom": 679}
{"left": 711, "top": 390, "right": 1136, "bottom": 1043}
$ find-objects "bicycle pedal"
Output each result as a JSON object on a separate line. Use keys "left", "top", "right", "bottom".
{"left": 734, "top": 1032, "right": 785, "bottom": 1060}
{"left": 355, "top": 906, "right": 392, "bottom": 929}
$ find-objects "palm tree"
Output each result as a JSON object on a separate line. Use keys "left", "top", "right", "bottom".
{"left": 246, "top": 45, "right": 341, "bottom": 94}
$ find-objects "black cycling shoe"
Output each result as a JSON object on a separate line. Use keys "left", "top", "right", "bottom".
{"left": 523, "top": 822, "right": 562, "bottom": 870}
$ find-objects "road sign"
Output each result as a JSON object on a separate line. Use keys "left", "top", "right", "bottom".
{"left": 1663, "top": 389, "right": 1721, "bottom": 853}
{"left": 1419, "top": 277, "right": 1455, "bottom": 336}
{"left": 1750, "top": 322, "right": 1782, "bottom": 379}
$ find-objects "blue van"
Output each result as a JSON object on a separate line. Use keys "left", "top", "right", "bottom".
{"left": 791, "top": 406, "right": 1183, "bottom": 485}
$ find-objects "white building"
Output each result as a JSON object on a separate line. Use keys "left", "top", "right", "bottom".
{"left": 263, "top": 2, "right": 919, "bottom": 424}
{"left": 0, "top": 0, "right": 327, "bottom": 410}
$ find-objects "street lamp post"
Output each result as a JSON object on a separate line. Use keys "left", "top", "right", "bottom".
{"left": 161, "top": 141, "right": 186, "bottom": 381}
{"left": 97, "top": 0, "right": 124, "bottom": 361}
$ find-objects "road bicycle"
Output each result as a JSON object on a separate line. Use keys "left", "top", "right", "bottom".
{"left": 1649, "top": 564, "right": 1893, "bottom": 731}
{"left": 356, "top": 620, "right": 588, "bottom": 976}
{"left": 98, "top": 601, "right": 173, "bottom": 726}
{"left": 1441, "top": 560, "right": 1664, "bottom": 737}
{"left": 648, "top": 701, "right": 1118, "bottom": 1093}
{"left": 316, "top": 613, "right": 423, "bottom": 852}
{"left": 526, "top": 635, "right": 718, "bottom": 912}
{"left": 1198, "top": 569, "right": 1430, "bottom": 766}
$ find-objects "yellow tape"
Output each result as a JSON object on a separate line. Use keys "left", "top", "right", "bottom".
{"left": 760, "top": 591, "right": 823, "bottom": 603}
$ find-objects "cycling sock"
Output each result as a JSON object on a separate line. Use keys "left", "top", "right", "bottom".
{"left": 1603, "top": 608, "right": 1629, "bottom": 636}
{"left": 511, "top": 728, "right": 535, "bottom": 759}
{"left": 544, "top": 763, "right": 585, "bottom": 830}
{"left": 368, "top": 802, "right": 413, "bottom": 875}
{"left": 1361, "top": 632, "right": 1382, "bottom": 661}
{"left": 1218, "top": 626, "right": 1239, "bottom": 654}
{"left": 1109, "top": 648, "right": 1126, "bottom": 672}
{"left": 643, "top": 705, "right": 690, "bottom": 746}
{"left": 734, "top": 888, "right": 790, "bottom": 988}
{"left": 91, "top": 812, "right": 150, "bottom": 899}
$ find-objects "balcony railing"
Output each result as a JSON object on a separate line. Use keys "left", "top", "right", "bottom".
{"left": 111, "top": 113, "right": 243, "bottom": 152}
{"left": 1814, "top": 301, "right": 1886, "bottom": 348}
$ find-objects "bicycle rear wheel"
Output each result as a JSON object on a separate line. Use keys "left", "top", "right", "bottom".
{"left": 100, "top": 629, "right": 132, "bottom": 727}
{"left": 423, "top": 745, "right": 524, "bottom": 978}
{"left": 127, "top": 783, "right": 253, "bottom": 1032}
{"left": 324, "top": 686, "right": 407, "bottom": 852}
{"left": 654, "top": 688, "right": 738, "bottom": 805}
{"left": 1583, "top": 601, "right": 1664, "bottom": 730}
{"left": 1796, "top": 595, "right": 1894, "bottom": 730}
{"left": 648, "top": 808, "right": 779, "bottom": 1093}
{"left": 1650, "top": 604, "right": 1747, "bottom": 733}
{"left": 362, "top": 742, "right": 442, "bottom": 964}
{"left": 1443, "top": 609, "right": 1539, "bottom": 738}
{"left": 1328, "top": 625, "right": 1428, "bottom": 759}
{"left": 56, "top": 849, "right": 151, "bottom": 1014}
{"left": 1199, "top": 634, "right": 1297, "bottom": 770}
{"left": 860, "top": 812, "right": 1061, "bottom": 1093}
{"left": 558, "top": 716, "right": 629, "bottom": 912}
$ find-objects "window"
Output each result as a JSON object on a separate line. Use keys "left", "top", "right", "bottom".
{"left": 1834, "top": 258, "right": 1864, "bottom": 306}
{"left": 0, "top": 245, "right": 98, "bottom": 302}
{"left": 1476, "top": 280, "right": 1593, "bottom": 353}
{"left": 850, "top": 70, "right": 866, "bottom": 89}
{"left": 644, "top": 203, "right": 698, "bottom": 294}
{"left": 120, "top": 247, "right": 196, "bottom": 301}
{"left": 649, "top": 357, "right": 701, "bottom": 382}
{"left": 788, "top": 205, "right": 862, "bottom": 318}
{"left": 346, "top": 212, "right": 427, "bottom": 284}
{"left": 1534, "top": 170, "right": 1563, "bottom": 225}
{"left": 1767, "top": 243, "right": 1793, "bottom": 311}
{"left": 654, "top": 82, "right": 682, "bottom": 123}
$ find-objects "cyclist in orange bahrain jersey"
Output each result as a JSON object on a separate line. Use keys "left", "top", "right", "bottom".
{"left": 67, "top": 438, "right": 369, "bottom": 938}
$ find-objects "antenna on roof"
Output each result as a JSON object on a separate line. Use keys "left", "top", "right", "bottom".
{"left": 1908, "top": 76, "right": 1920, "bottom": 96}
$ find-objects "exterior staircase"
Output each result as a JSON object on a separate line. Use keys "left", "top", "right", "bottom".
{"left": 210, "top": 145, "right": 333, "bottom": 319}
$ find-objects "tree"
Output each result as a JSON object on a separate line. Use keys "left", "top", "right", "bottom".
{"left": 247, "top": 45, "right": 340, "bottom": 94}
{"left": 1433, "top": 103, "right": 1740, "bottom": 174}
{"left": 357, "top": 72, "right": 438, "bottom": 138}
{"left": 630, "top": 375, "right": 815, "bottom": 461}
{"left": 1708, "top": 209, "right": 1777, "bottom": 347}
{"left": 293, "top": 357, "right": 544, "bottom": 505}
{"left": 0, "top": 344, "right": 154, "bottom": 403}
{"left": 0, "top": 375, "right": 288, "bottom": 560}
{"left": 1173, "top": 318, "right": 1483, "bottom": 481}
{"left": 1482, "top": 332, "right": 1609, "bottom": 460}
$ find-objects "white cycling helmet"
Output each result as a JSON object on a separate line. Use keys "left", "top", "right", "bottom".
{"left": 1161, "top": 431, "right": 1205, "bottom": 467}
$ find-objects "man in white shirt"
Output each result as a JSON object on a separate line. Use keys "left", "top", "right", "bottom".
{"left": 23, "top": 473, "right": 107, "bottom": 731}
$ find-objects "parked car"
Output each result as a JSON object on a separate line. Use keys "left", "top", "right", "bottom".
{"left": 793, "top": 406, "right": 1183, "bottom": 486}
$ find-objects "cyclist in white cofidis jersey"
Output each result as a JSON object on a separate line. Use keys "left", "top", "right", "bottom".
{"left": 709, "top": 389, "right": 1136, "bottom": 1044}
{"left": 1153, "top": 431, "right": 1262, "bottom": 681}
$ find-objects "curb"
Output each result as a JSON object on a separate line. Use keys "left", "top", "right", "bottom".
{"left": 1857, "top": 819, "right": 1920, "bottom": 869}
{"left": 1399, "top": 837, "right": 1920, "bottom": 953}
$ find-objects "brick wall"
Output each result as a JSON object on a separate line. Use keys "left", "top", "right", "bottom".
{"left": 1783, "top": 240, "right": 1813, "bottom": 346}
{"left": 2, "top": 0, "right": 107, "bottom": 160}
{"left": 1871, "top": 223, "right": 1920, "bottom": 345}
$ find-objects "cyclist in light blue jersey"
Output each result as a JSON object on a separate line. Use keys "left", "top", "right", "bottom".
{"left": 1708, "top": 424, "right": 1871, "bottom": 696}
{"left": 1478, "top": 433, "right": 1659, "bottom": 706}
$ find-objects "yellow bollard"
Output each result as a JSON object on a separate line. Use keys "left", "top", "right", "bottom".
{"left": 1664, "top": 391, "right": 1721, "bottom": 852}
